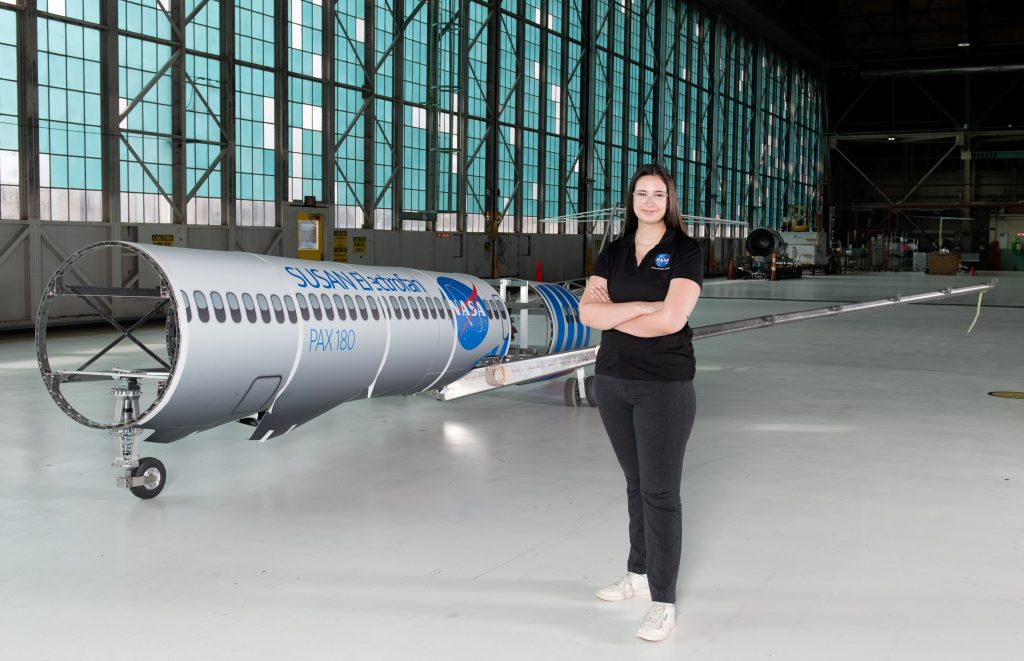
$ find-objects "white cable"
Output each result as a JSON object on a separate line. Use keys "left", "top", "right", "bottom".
{"left": 966, "top": 290, "right": 986, "bottom": 335}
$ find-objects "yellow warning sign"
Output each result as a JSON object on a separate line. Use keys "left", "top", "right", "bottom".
{"left": 333, "top": 231, "right": 348, "bottom": 263}
{"left": 353, "top": 236, "right": 367, "bottom": 254}
{"left": 988, "top": 391, "right": 1024, "bottom": 400}
{"left": 151, "top": 234, "right": 175, "bottom": 246}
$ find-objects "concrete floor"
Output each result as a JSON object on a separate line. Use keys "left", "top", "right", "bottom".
{"left": 1, "top": 271, "right": 1022, "bottom": 660}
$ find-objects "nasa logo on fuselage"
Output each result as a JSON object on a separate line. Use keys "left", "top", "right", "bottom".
{"left": 653, "top": 253, "right": 671, "bottom": 269}
{"left": 437, "top": 276, "right": 488, "bottom": 350}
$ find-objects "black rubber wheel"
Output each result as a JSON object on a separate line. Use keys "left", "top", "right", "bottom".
{"left": 563, "top": 378, "right": 581, "bottom": 407}
{"left": 129, "top": 457, "right": 166, "bottom": 499}
{"left": 584, "top": 375, "right": 597, "bottom": 407}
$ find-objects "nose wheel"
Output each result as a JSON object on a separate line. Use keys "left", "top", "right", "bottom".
{"left": 127, "top": 457, "right": 166, "bottom": 499}
{"left": 563, "top": 370, "right": 597, "bottom": 407}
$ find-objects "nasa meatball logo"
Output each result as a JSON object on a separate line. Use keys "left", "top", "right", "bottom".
{"left": 654, "top": 253, "right": 671, "bottom": 269}
{"left": 437, "top": 277, "right": 489, "bottom": 350}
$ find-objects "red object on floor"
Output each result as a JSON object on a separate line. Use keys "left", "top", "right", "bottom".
{"left": 535, "top": 260, "right": 543, "bottom": 282}
{"left": 771, "top": 251, "right": 778, "bottom": 281}
{"left": 727, "top": 256, "right": 735, "bottom": 279}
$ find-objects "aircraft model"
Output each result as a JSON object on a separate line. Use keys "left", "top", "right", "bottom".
{"left": 35, "top": 241, "right": 996, "bottom": 499}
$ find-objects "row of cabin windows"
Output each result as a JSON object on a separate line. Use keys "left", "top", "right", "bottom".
{"left": 179, "top": 289, "right": 509, "bottom": 325}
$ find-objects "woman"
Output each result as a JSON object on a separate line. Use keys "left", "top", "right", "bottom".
{"left": 578, "top": 163, "right": 703, "bottom": 642}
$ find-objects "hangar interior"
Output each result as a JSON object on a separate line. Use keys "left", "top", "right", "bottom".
{"left": 1, "top": 0, "right": 1022, "bottom": 659}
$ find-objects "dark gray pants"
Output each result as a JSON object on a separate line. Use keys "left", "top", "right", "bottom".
{"left": 593, "top": 374, "right": 696, "bottom": 604}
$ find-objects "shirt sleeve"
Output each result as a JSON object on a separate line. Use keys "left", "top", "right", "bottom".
{"left": 670, "top": 239, "right": 703, "bottom": 287}
{"left": 592, "top": 243, "right": 611, "bottom": 279}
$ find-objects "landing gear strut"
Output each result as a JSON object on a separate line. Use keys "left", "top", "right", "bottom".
{"left": 111, "top": 376, "right": 166, "bottom": 499}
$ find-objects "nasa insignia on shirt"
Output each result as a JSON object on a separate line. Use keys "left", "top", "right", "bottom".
{"left": 653, "top": 253, "right": 671, "bottom": 269}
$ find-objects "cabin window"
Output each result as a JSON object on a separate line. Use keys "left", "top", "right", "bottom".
{"left": 355, "top": 296, "right": 369, "bottom": 320}
{"left": 256, "top": 294, "right": 271, "bottom": 323}
{"left": 433, "top": 296, "right": 446, "bottom": 319}
{"left": 284, "top": 295, "right": 297, "bottom": 323}
{"left": 296, "top": 293, "right": 310, "bottom": 321}
{"left": 242, "top": 293, "right": 257, "bottom": 323}
{"left": 344, "top": 295, "right": 357, "bottom": 319}
{"left": 226, "top": 292, "right": 241, "bottom": 323}
{"left": 389, "top": 295, "right": 401, "bottom": 319}
{"left": 425, "top": 297, "right": 437, "bottom": 319}
{"left": 308, "top": 293, "right": 323, "bottom": 320}
{"left": 180, "top": 290, "right": 192, "bottom": 322}
{"left": 320, "top": 293, "right": 334, "bottom": 321}
{"left": 271, "top": 295, "right": 285, "bottom": 323}
{"left": 398, "top": 296, "right": 410, "bottom": 320}
{"left": 416, "top": 297, "right": 429, "bottom": 319}
{"left": 333, "top": 294, "right": 347, "bottom": 321}
{"left": 367, "top": 296, "right": 380, "bottom": 320}
{"left": 209, "top": 292, "right": 226, "bottom": 323}
{"left": 405, "top": 296, "right": 418, "bottom": 320}
{"left": 193, "top": 290, "right": 210, "bottom": 323}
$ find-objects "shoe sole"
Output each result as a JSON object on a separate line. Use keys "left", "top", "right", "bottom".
{"left": 637, "top": 628, "right": 672, "bottom": 642}
{"left": 595, "top": 588, "right": 651, "bottom": 602}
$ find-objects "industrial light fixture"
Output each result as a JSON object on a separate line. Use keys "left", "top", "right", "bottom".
{"left": 957, "top": 35, "right": 971, "bottom": 47}
{"left": 887, "top": 136, "right": 896, "bottom": 141}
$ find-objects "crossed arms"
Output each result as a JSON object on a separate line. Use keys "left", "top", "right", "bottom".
{"left": 578, "top": 276, "right": 701, "bottom": 338}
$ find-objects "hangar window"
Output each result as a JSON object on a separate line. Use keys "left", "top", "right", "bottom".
{"left": 425, "top": 297, "right": 437, "bottom": 319}
{"left": 320, "top": 294, "right": 334, "bottom": 321}
{"left": 226, "top": 292, "right": 241, "bottom": 323}
{"left": 398, "top": 296, "right": 410, "bottom": 319}
{"left": 333, "top": 294, "right": 347, "bottom": 320}
{"left": 308, "top": 293, "right": 323, "bottom": 320}
{"left": 242, "top": 293, "right": 257, "bottom": 323}
{"left": 367, "top": 296, "right": 380, "bottom": 320}
{"left": 344, "top": 295, "right": 357, "bottom": 319}
{"left": 271, "top": 295, "right": 285, "bottom": 323}
{"left": 434, "top": 297, "right": 446, "bottom": 319}
{"left": 180, "top": 290, "right": 192, "bottom": 322}
{"left": 284, "top": 295, "right": 297, "bottom": 323}
{"left": 355, "top": 296, "right": 369, "bottom": 320}
{"left": 256, "top": 294, "right": 271, "bottom": 323}
{"left": 210, "top": 292, "right": 226, "bottom": 323}
{"left": 407, "top": 296, "right": 420, "bottom": 320}
{"left": 296, "top": 293, "right": 310, "bottom": 321}
{"left": 193, "top": 290, "right": 210, "bottom": 323}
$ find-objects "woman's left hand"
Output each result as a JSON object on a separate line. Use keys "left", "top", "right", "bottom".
{"left": 590, "top": 282, "right": 610, "bottom": 302}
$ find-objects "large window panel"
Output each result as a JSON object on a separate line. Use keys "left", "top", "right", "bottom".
{"left": 0, "top": 8, "right": 18, "bottom": 219}
{"left": 39, "top": 18, "right": 103, "bottom": 221}
{"left": 235, "top": 65, "right": 275, "bottom": 227}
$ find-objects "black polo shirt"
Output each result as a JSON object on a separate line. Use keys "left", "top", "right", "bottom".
{"left": 591, "top": 229, "right": 703, "bottom": 382}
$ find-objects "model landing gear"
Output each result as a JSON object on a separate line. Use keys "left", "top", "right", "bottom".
{"left": 564, "top": 369, "right": 597, "bottom": 408}
{"left": 111, "top": 376, "right": 166, "bottom": 499}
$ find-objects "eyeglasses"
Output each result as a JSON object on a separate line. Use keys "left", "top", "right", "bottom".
{"left": 633, "top": 191, "right": 669, "bottom": 204}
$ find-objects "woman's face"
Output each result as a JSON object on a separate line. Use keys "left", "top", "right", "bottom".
{"left": 632, "top": 174, "right": 669, "bottom": 227}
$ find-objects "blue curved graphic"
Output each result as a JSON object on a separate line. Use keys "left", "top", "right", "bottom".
{"left": 535, "top": 285, "right": 566, "bottom": 353}
{"left": 438, "top": 276, "right": 489, "bottom": 350}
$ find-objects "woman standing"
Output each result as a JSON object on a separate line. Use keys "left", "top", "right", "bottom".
{"left": 578, "top": 163, "right": 703, "bottom": 642}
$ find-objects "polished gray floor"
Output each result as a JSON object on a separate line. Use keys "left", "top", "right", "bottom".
{"left": 2, "top": 271, "right": 1022, "bottom": 660}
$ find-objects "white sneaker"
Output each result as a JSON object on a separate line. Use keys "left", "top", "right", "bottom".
{"left": 595, "top": 571, "right": 650, "bottom": 601}
{"left": 637, "top": 602, "right": 675, "bottom": 642}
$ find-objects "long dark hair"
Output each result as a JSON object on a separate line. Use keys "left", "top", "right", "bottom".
{"left": 622, "top": 163, "right": 685, "bottom": 237}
